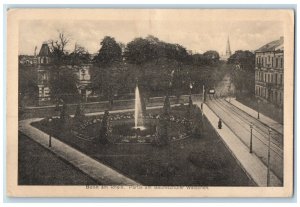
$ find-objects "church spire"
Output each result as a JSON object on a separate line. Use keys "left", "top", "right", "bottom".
{"left": 226, "top": 36, "right": 232, "bottom": 57}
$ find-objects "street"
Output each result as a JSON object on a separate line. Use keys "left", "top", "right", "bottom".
{"left": 206, "top": 96, "right": 283, "bottom": 182}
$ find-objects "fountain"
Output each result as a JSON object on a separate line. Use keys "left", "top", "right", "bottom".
{"left": 134, "top": 85, "right": 145, "bottom": 130}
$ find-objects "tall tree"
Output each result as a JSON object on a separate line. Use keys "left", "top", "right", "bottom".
{"left": 228, "top": 50, "right": 255, "bottom": 95}
{"left": 124, "top": 37, "right": 152, "bottom": 65}
{"left": 227, "top": 50, "right": 255, "bottom": 71}
{"left": 94, "top": 36, "right": 122, "bottom": 66}
{"left": 68, "top": 43, "right": 91, "bottom": 66}
{"left": 48, "top": 32, "right": 70, "bottom": 67}
{"left": 203, "top": 50, "right": 220, "bottom": 64}
{"left": 49, "top": 67, "right": 79, "bottom": 101}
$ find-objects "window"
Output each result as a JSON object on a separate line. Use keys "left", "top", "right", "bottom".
{"left": 265, "top": 57, "right": 267, "bottom": 66}
{"left": 275, "top": 73, "right": 278, "bottom": 84}
{"left": 280, "top": 58, "right": 283, "bottom": 68}
{"left": 264, "top": 74, "right": 266, "bottom": 82}
{"left": 280, "top": 74, "right": 283, "bottom": 85}
{"left": 276, "top": 58, "right": 278, "bottom": 68}
{"left": 259, "top": 87, "right": 261, "bottom": 96}
{"left": 271, "top": 74, "right": 273, "bottom": 83}
{"left": 279, "top": 92, "right": 282, "bottom": 104}
{"left": 265, "top": 88, "right": 267, "bottom": 98}
{"left": 272, "top": 57, "right": 274, "bottom": 67}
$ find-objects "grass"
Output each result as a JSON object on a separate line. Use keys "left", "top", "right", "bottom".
{"left": 31, "top": 106, "right": 256, "bottom": 186}
{"left": 18, "top": 133, "right": 99, "bottom": 185}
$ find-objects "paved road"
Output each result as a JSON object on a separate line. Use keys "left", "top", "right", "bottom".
{"left": 198, "top": 102, "right": 282, "bottom": 186}
{"left": 227, "top": 98, "right": 283, "bottom": 134}
{"left": 206, "top": 96, "right": 283, "bottom": 182}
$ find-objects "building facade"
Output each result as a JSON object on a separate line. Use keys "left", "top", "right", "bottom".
{"left": 19, "top": 43, "right": 92, "bottom": 106}
{"left": 36, "top": 43, "right": 52, "bottom": 105}
{"left": 254, "top": 37, "right": 284, "bottom": 106}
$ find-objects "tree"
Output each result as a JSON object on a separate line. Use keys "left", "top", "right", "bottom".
{"left": 228, "top": 50, "right": 255, "bottom": 95}
{"left": 68, "top": 43, "right": 91, "bottom": 66}
{"left": 49, "top": 66, "right": 79, "bottom": 102}
{"left": 99, "top": 110, "right": 110, "bottom": 144}
{"left": 74, "top": 103, "right": 85, "bottom": 123}
{"left": 227, "top": 50, "right": 255, "bottom": 71}
{"left": 94, "top": 36, "right": 122, "bottom": 66}
{"left": 48, "top": 32, "right": 70, "bottom": 67}
{"left": 203, "top": 50, "right": 220, "bottom": 64}
{"left": 124, "top": 37, "right": 152, "bottom": 65}
{"left": 91, "top": 36, "right": 123, "bottom": 104}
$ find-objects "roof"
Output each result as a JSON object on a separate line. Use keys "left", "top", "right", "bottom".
{"left": 255, "top": 37, "right": 284, "bottom": 53}
{"left": 38, "top": 43, "right": 51, "bottom": 56}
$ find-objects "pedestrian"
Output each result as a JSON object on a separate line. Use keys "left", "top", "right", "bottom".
{"left": 218, "top": 118, "right": 222, "bottom": 129}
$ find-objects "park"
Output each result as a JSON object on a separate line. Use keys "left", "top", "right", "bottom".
{"left": 18, "top": 33, "right": 274, "bottom": 186}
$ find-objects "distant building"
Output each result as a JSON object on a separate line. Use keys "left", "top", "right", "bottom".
{"left": 36, "top": 43, "right": 52, "bottom": 105}
{"left": 19, "top": 55, "right": 38, "bottom": 65}
{"left": 254, "top": 37, "right": 284, "bottom": 106}
{"left": 74, "top": 64, "right": 92, "bottom": 101}
{"left": 19, "top": 42, "right": 93, "bottom": 106}
{"left": 220, "top": 36, "right": 232, "bottom": 61}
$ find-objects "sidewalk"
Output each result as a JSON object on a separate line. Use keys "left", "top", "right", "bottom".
{"left": 198, "top": 102, "right": 282, "bottom": 186}
{"left": 19, "top": 118, "right": 140, "bottom": 185}
{"left": 226, "top": 98, "right": 283, "bottom": 134}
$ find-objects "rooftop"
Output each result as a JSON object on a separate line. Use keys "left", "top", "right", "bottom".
{"left": 255, "top": 37, "right": 284, "bottom": 53}
{"left": 38, "top": 43, "right": 51, "bottom": 56}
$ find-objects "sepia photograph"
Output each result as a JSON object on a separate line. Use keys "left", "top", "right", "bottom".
{"left": 6, "top": 8, "right": 294, "bottom": 197}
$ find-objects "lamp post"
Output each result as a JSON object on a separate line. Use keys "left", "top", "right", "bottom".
{"left": 228, "top": 80, "right": 232, "bottom": 103}
{"left": 48, "top": 118, "right": 52, "bottom": 147}
{"left": 257, "top": 99, "right": 260, "bottom": 120}
{"left": 202, "top": 84, "right": 205, "bottom": 103}
{"left": 189, "top": 81, "right": 193, "bottom": 96}
{"left": 249, "top": 123, "right": 253, "bottom": 153}
{"left": 267, "top": 127, "right": 272, "bottom": 186}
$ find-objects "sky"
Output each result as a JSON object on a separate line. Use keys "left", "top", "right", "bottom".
{"left": 19, "top": 19, "right": 284, "bottom": 56}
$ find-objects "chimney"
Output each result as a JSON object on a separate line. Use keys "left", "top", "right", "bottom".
{"left": 280, "top": 36, "right": 284, "bottom": 42}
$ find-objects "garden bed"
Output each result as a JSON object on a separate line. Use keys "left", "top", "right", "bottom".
{"left": 32, "top": 105, "right": 255, "bottom": 186}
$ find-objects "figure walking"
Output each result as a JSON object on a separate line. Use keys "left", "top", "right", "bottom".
{"left": 218, "top": 118, "right": 222, "bottom": 129}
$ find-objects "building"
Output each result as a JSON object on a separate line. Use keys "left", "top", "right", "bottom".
{"left": 220, "top": 36, "right": 232, "bottom": 61}
{"left": 254, "top": 37, "right": 284, "bottom": 106}
{"left": 19, "top": 42, "right": 93, "bottom": 106}
{"left": 36, "top": 43, "right": 52, "bottom": 105}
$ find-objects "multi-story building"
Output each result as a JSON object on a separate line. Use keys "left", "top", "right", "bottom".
{"left": 254, "top": 37, "right": 284, "bottom": 106}
{"left": 36, "top": 43, "right": 52, "bottom": 105}
{"left": 19, "top": 42, "right": 92, "bottom": 106}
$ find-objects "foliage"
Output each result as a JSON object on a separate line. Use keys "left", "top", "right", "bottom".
{"left": 228, "top": 50, "right": 255, "bottom": 95}
{"left": 18, "top": 64, "right": 38, "bottom": 105}
{"left": 48, "top": 32, "right": 70, "bottom": 67}
{"left": 99, "top": 110, "right": 110, "bottom": 144}
{"left": 49, "top": 66, "right": 79, "bottom": 101}
{"left": 68, "top": 44, "right": 91, "bottom": 66}
{"left": 203, "top": 50, "right": 220, "bottom": 64}
{"left": 74, "top": 103, "right": 85, "bottom": 122}
{"left": 124, "top": 36, "right": 189, "bottom": 65}
{"left": 94, "top": 36, "right": 122, "bottom": 66}
{"left": 227, "top": 50, "right": 255, "bottom": 71}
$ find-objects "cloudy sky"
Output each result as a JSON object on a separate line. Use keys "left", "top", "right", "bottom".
{"left": 19, "top": 19, "right": 283, "bottom": 55}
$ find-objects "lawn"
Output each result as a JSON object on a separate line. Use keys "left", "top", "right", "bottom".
{"left": 31, "top": 106, "right": 256, "bottom": 186}
{"left": 18, "top": 133, "right": 99, "bottom": 185}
